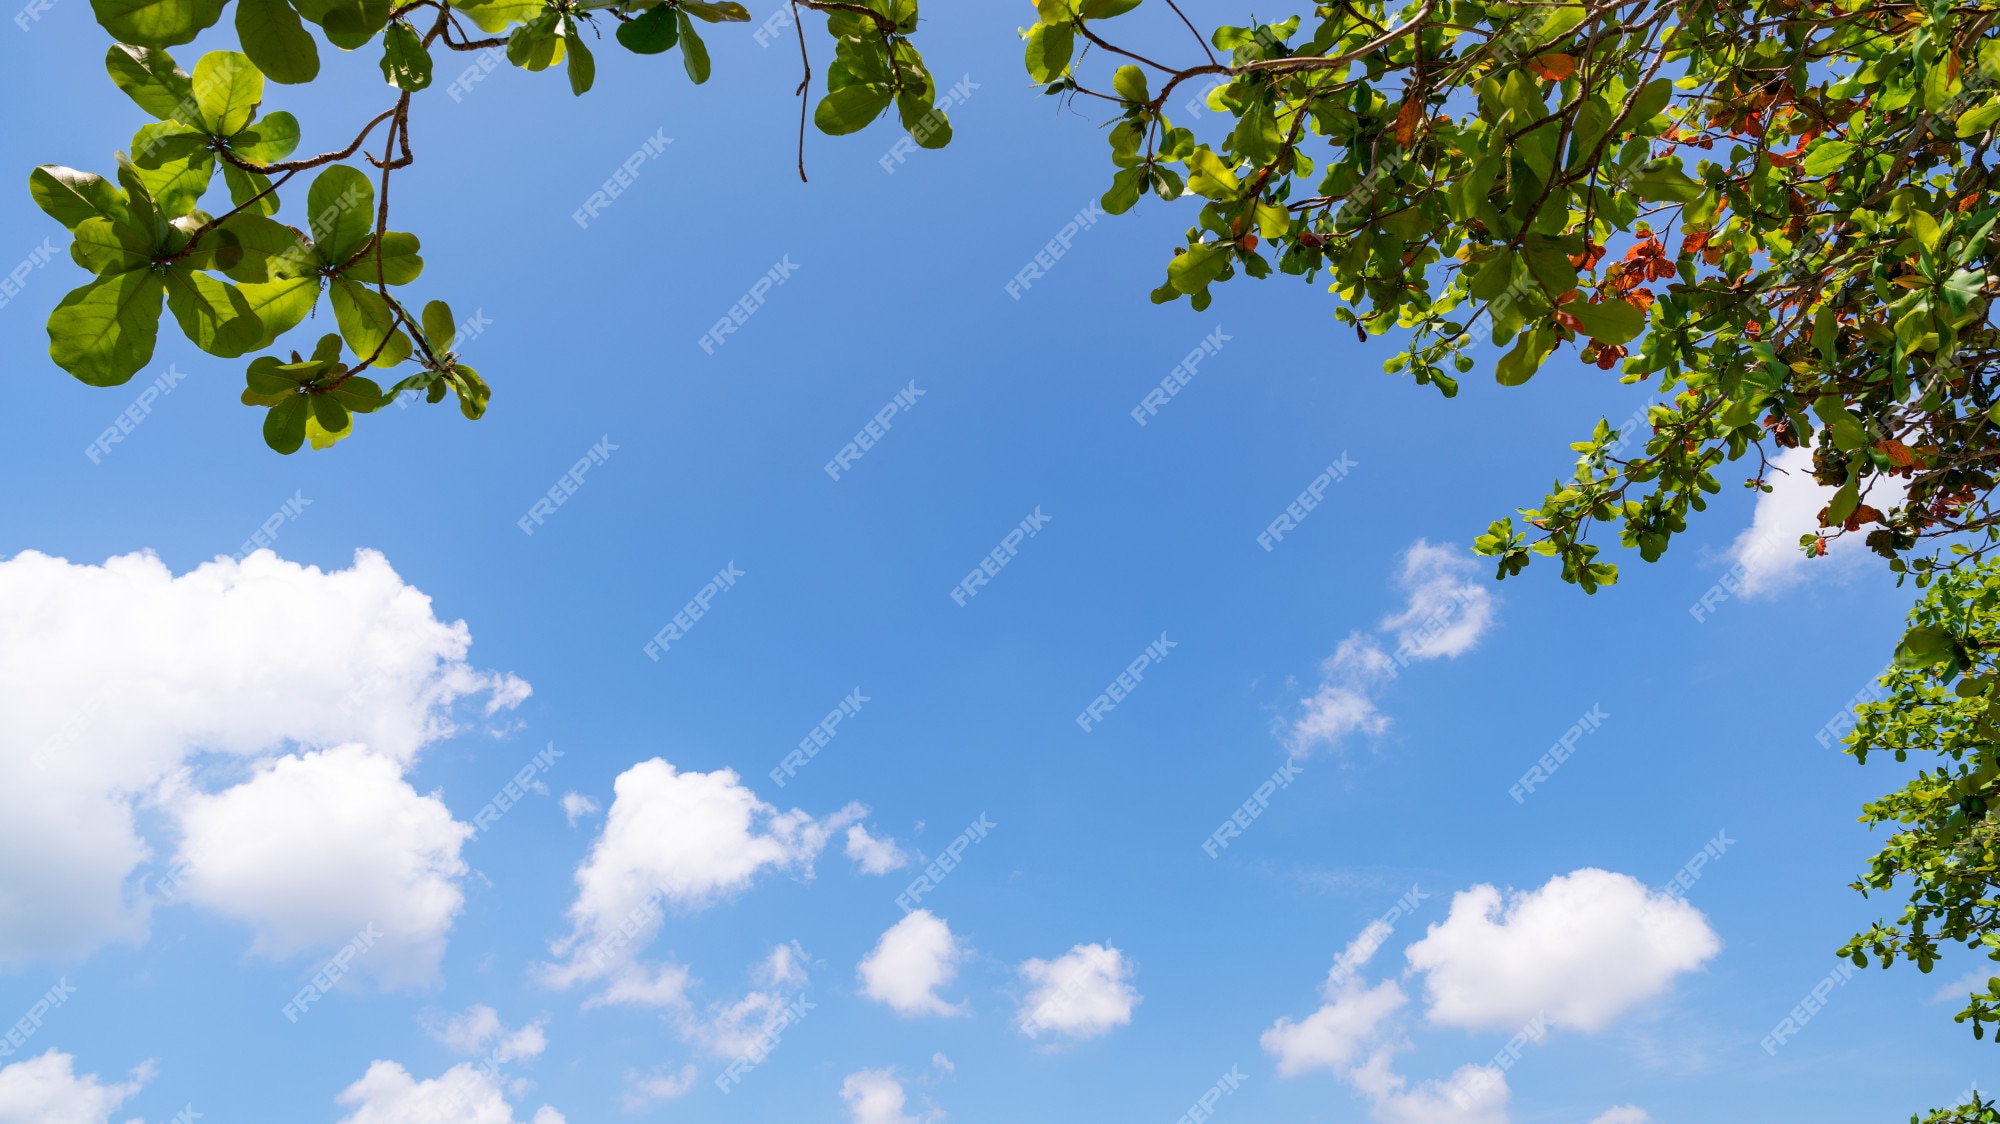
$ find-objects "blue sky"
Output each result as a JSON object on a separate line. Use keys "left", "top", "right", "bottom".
{"left": 0, "top": 3, "right": 1982, "bottom": 1122}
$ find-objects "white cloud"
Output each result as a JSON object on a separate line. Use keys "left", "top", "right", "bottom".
{"left": 559, "top": 793, "right": 599, "bottom": 827}
{"left": 0, "top": 1051, "right": 148, "bottom": 1124}
{"left": 172, "top": 745, "right": 469, "bottom": 984}
{"left": 422, "top": 1006, "right": 546, "bottom": 1062}
{"left": 1361, "top": 1060, "right": 1510, "bottom": 1124}
{"left": 619, "top": 1065, "right": 697, "bottom": 1110}
{"left": 859, "top": 911, "right": 965, "bottom": 1017}
{"left": 1931, "top": 965, "right": 1997, "bottom": 1005}
{"left": 846, "top": 824, "right": 910, "bottom": 875}
{"left": 1289, "top": 542, "right": 1492, "bottom": 755}
{"left": 1016, "top": 943, "right": 1140, "bottom": 1041}
{"left": 1290, "top": 636, "right": 1394, "bottom": 753}
{"left": 1379, "top": 540, "right": 1494, "bottom": 660}
{"left": 841, "top": 1068, "right": 938, "bottom": 1124}
{"left": 334, "top": 1060, "right": 563, "bottom": 1124}
{"left": 682, "top": 943, "right": 814, "bottom": 1058}
{"left": 931, "top": 1052, "right": 954, "bottom": 1073}
{"left": 1728, "top": 445, "right": 1908, "bottom": 595}
{"left": 541, "top": 758, "right": 860, "bottom": 1000}
{"left": 0, "top": 548, "right": 525, "bottom": 967}
{"left": 1588, "top": 1107, "right": 1652, "bottom": 1124}
{"left": 1404, "top": 868, "right": 1721, "bottom": 1032}
{"left": 1263, "top": 923, "right": 1407, "bottom": 1077}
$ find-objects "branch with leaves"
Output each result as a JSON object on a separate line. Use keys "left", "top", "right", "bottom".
{"left": 32, "top": 0, "right": 949, "bottom": 451}
{"left": 1029, "top": 0, "right": 2000, "bottom": 590}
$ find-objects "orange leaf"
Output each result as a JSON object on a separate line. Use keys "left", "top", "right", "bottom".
{"left": 1875, "top": 439, "right": 1916, "bottom": 467}
{"left": 1528, "top": 53, "right": 1576, "bottom": 81}
{"left": 1395, "top": 98, "right": 1422, "bottom": 147}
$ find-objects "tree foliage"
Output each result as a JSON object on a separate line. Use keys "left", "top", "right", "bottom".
{"left": 1844, "top": 559, "right": 2000, "bottom": 1118}
{"left": 30, "top": 0, "right": 949, "bottom": 451}
{"left": 1040, "top": 0, "right": 2000, "bottom": 592}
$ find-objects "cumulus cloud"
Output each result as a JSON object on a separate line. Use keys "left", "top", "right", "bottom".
{"left": 1358, "top": 1059, "right": 1510, "bottom": 1124}
{"left": 1403, "top": 868, "right": 1722, "bottom": 1032}
{"left": 541, "top": 758, "right": 859, "bottom": 1000}
{"left": 619, "top": 1065, "right": 697, "bottom": 1110}
{"left": 1016, "top": 943, "right": 1139, "bottom": 1041}
{"left": 0, "top": 549, "right": 525, "bottom": 969}
{"left": 841, "top": 1068, "right": 938, "bottom": 1124}
{"left": 1588, "top": 1107, "right": 1652, "bottom": 1124}
{"left": 172, "top": 745, "right": 469, "bottom": 984}
{"left": 0, "top": 1051, "right": 148, "bottom": 1124}
{"left": 1289, "top": 541, "right": 1491, "bottom": 755}
{"left": 559, "top": 793, "right": 599, "bottom": 827}
{"left": 1266, "top": 920, "right": 1514, "bottom": 1124}
{"left": 1263, "top": 923, "right": 1409, "bottom": 1077}
{"left": 334, "top": 1060, "right": 564, "bottom": 1124}
{"left": 681, "top": 944, "right": 814, "bottom": 1058}
{"left": 859, "top": 911, "right": 965, "bottom": 1017}
{"left": 845, "top": 824, "right": 910, "bottom": 875}
{"left": 422, "top": 1006, "right": 546, "bottom": 1062}
{"left": 1728, "top": 445, "right": 1909, "bottom": 596}
{"left": 1268, "top": 886, "right": 1689, "bottom": 1124}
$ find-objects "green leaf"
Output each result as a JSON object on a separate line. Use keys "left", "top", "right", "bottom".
{"left": 129, "top": 123, "right": 215, "bottom": 219}
{"left": 264, "top": 393, "right": 310, "bottom": 453}
{"left": 1080, "top": 0, "right": 1141, "bottom": 17}
{"left": 237, "top": 276, "right": 320, "bottom": 343}
{"left": 897, "top": 90, "right": 951, "bottom": 148}
{"left": 678, "top": 13, "right": 710, "bottom": 83}
{"left": 1565, "top": 298, "right": 1647, "bottom": 344}
{"left": 192, "top": 51, "right": 264, "bottom": 137}
{"left": 1958, "top": 98, "right": 2000, "bottom": 140}
{"left": 68, "top": 217, "right": 153, "bottom": 275}
{"left": 507, "top": 11, "right": 564, "bottom": 70}
{"left": 310, "top": 0, "right": 392, "bottom": 49}
{"left": 47, "top": 270, "right": 167, "bottom": 387}
{"left": 91, "top": 0, "right": 224, "bottom": 48}
{"left": 1825, "top": 477, "right": 1861, "bottom": 526}
{"left": 237, "top": 0, "right": 321, "bottom": 84}
{"left": 329, "top": 374, "right": 385, "bottom": 412}
{"left": 1102, "top": 166, "right": 1145, "bottom": 215}
{"left": 164, "top": 263, "right": 264, "bottom": 357}
{"left": 616, "top": 4, "right": 678, "bottom": 53}
{"left": 310, "top": 393, "right": 350, "bottom": 434}
{"left": 222, "top": 163, "right": 281, "bottom": 217}
{"left": 1802, "top": 140, "right": 1855, "bottom": 178}
{"left": 105, "top": 44, "right": 198, "bottom": 122}
{"left": 1495, "top": 326, "right": 1556, "bottom": 386}
{"left": 31, "top": 166, "right": 133, "bottom": 233}
{"left": 815, "top": 84, "right": 893, "bottom": 135}
{"left": 1629, "top": 162, "right": 1704, "bottom": 203}
{"left": 380, "top": 20, "right": 434, "bottom": 91}
{"left": 422, "top": 300, "right": 455, "bottom": 352}
{"left": 1624, "top": 77, "right": 1673, "bottom": 127}
{"left": 1184, "top": 147, "right": 1241, "bottom": 199}
{"left": 1897, "top": 625, "right": 1958, "bottom": 668}
{"left": 1112, "top": 63, "right": 1148, "bottom": 103}
{"left": 1167, "top": 242, "right": 1228, "bottom": 294}
{"left": 1023, "top": 21, "right": 1073, "bottom": 84}
{"left": 1522, "top": 234, "right": 1578, "bottom": 294}
{"left": 232, "top": 112, "right": 301, "bottom": 165}
{"left": 341, "top": 230, "right": 422, "bottom": 286}
{"left": 563, "top": 17, "right": 594, "bottom": 95}
{"left": 329, "top": 277, "right": 407, "bottom": 365}
{"left": 307, "top": 165, "right": 376, "bottom": 266}
{"left": 678, "top": 0, "right": 748, "bottom": 20}
{"left": 1814, "top": 395, "right": 1870, "bottom": 451}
